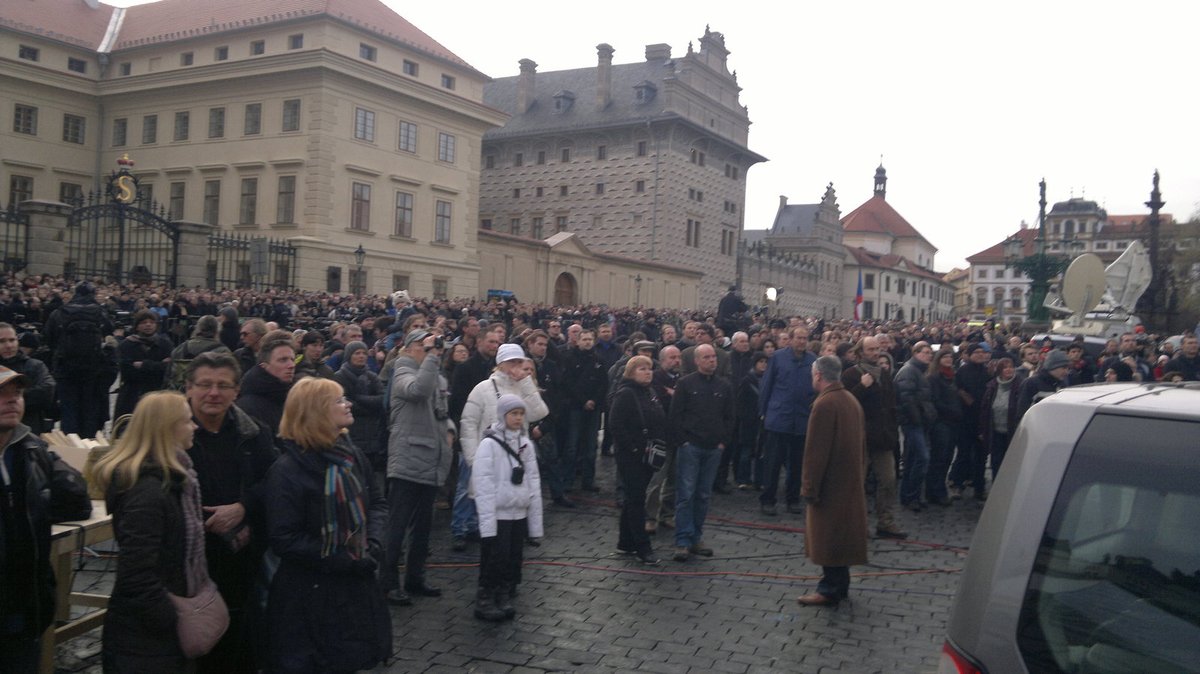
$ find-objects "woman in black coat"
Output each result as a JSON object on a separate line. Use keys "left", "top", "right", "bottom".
{"left": 607, "top": 355, "right": 667, "bottom": 565}
{"left": 267, "top": 377, "right": 390, "bottom": 674}
{"left": 332, "top": 341, "right": 386, "bottom": 472}
{"left": 93, "top": 391, "right": 204, "bottom": 673}
{"left": 925, "top": 347, "right": 962, "bottom": 507}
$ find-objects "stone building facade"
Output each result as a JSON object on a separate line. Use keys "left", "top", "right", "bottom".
{"left": 478, "top": 28, "right": 766, "bottom": 309}
{"left": 1, "top": 0, "right": 505, "bottom": 297}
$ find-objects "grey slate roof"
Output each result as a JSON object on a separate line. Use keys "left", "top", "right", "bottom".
{"left": 770, "top": 204, "right": 821, "bottom": 237}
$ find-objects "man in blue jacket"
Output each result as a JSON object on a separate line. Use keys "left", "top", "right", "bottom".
{"left": 758, "top": 326, "right": 817, "bottom": 515}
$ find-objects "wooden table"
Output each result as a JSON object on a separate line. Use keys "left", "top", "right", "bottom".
{"left": 39, "top": 500, "right": 112, "bottom": 674}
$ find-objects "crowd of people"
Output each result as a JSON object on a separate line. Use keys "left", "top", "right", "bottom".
{"left": 1, "top": 273, "right": 1198, "bottom": 672}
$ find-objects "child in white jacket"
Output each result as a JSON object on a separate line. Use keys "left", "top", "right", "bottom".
{"left": 470, "top": 394, "right": 543, "bottom": 621}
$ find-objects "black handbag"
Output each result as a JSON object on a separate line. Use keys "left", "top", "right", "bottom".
{"left": 627, "top": 388, "right": 667, "bottom": 471}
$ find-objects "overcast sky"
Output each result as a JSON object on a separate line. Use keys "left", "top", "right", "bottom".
{"left": 391, "top": 0, "right": 1199, "bottom": 270}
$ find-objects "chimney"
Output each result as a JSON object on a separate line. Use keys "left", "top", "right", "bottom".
{"left": 779, "top": 195, "right": 788, "bottom": 210}
{"left": 596, "top": 43, "right": 614, "bottom": 110}
{"left": 645, "top": 44, "right": 671, "bottom": 62}
{"left": 516, "top": 58, "right": 537, "bottom": 114}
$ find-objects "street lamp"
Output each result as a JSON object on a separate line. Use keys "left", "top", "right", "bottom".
{"left": 353, "top": 244, "right": 365, "bottom": 295}
{"left": 634, "top": 274, "right": 642, "bottom": 306}
{"left": 1002, "top": 180, "right": 1072, "bottom": 327}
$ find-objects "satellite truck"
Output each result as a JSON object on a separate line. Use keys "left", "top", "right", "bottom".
{"left": 1034, "top": 241, "right": 1151, "bottom": 350}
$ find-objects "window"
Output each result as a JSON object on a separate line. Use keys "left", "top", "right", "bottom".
{"left": 559, "top": 185, "right": 568, "bottom": 197}
{"left": 977, "top": 268, "right": 988, "bottom": 279}
{"left": 215, "top": 46, "right": 228, "bottom": 61}
{"left": 595, "top": 183, "right": 605, "bottom": 194}
{"left": 350, "top": 182, "right": 371, "bottom": 231}
{"left": 635, "top": 180, "right": 645, "bottom": 193}
{"left": 68, "top": 57, "right": 87, "bottom": 73}
{"left": 597, "top": 145, "right": 607, "bottom": 160}
{"left": 59, "top": 182, "right": 83, "bottom": 204}
{"left": 402, "top": 60, "right": 418, "bottom": 76}
{"left": 437, "top": 132, "right": 455, "bottom": 162}
{"left": 392, "top": 274, "right": 410, "bottom": 292}
{"left": 480, "top": 218, "right": 492, "bottom": 230}
{"left": 275, "top": 176, "right": 295, "bottom": 224}
{"left": 637, "top": 140, "right": 647, "bottom": 157}
{"left": 239, "top": 178, "right": 257, "bottom": 225}
{"left": 288, "top": 34, "right": 304, "bottom": 50}
{"left": 440, "top": 74, "right": 455, "bottom": 90}
{"left": 514, "top": 153, "right": 523, "bottom": 167}
{"left": 394, "top": 191, "right": 413, "bottom": 237}
{"left": 118, "top": 62, "right": 131, "bottom": 76}
{"left": 203, "top": 180, "right": 221, "bottom": 225}
{"left": 349, "top": 269, "right": 367, "bottom": 296}
{"left": 169, "top": 182, "right": 185, "bottom": 220}
{"left": 243, "top": 103, "right": 261, "bottom": 135}
{"left": 512, "top": 188, "right": 520, "bottom": 199}
{"left": 18, "top": 45, "right": 39, "bottom": 62}
{"left": 898, "top": 279, "right": 906, "bottom": 295}
{"left": 686, "top": 219, "right": 700, "bottom": 248}
{"left": 208, "top": 107, "right": 225, "bottom": 138}
{"left": 250, "top": 40, "right": 265, "bottom": 56}
{"left": 885, "top": 276, "right": 892, "bottom": 292}
{"left": 181, "top": 52, "right": 194, "bottom": 66}
{"left": 359, "top": 43, "right": 377, "bottom": 61}
{"left": 432, "top": 279, "right": 448, "bottom": 300}
{"left": 691, "top": 149, "right": 705, "bottom": 166}
{"left": 555, "top": 216, "right": 568, "bottom": 233}
{"left": 485, "top": 155, "right": 495, "bottom": 169}
{"left": 354, "top": 107, "right": 375, "bottom": 142}
{"left": 862, "top": 301, "right": 874, "bottom": 320}
{"left": 281, "top": 99, "right": 300, "bottom": 132}
{"left": 326, "top": 266, "right": 342, "bottom": 293}
{"left": 725, "top": 163, "right": 740, "bottom": 179}
{"left": 62, "top": 114, "right": 85, "bottom": 144}
{"left": 1015, "top": 415, "right": 1200, "bottom": 674}
{"left": 398, "top": 121, "right": 417, "bottom": 152}
{"left": 531, "top": 217, "right": 543, "bottom": 239}
{"left": 174, "top": 111, "right": 190, "bottom": 141}
{"left": 561, "top": 148, "right": 570, "bottom": 162}
{"left": 864, "top": 273, "right": 875, "bottom": 290}
{"left": 536, "top": 151, "right": 546, "bottom": 165}
{"left": 9, "top": 176, "right": 33, "bottom": 205}
{"left": 1095, "top": 241, "right": 1108, "bottom": 250}
{"left": 141, "top": 114, "right": 157, "bottom": 144}
{"left": 434, "top": 200, "right": 452, "bottom": 243}
{"left": 13, "top": 105, "right": 37, "bottom": 135}
{"left": 535, "top": 187, "right": 543, "bottom": 197}
{"left": 975, "top": 289, "right": 986, "bottom": 310}
{"left": 510, "top": 218, "right": 521, "bottom": 236}
{"left": 112, "top": 118, "right": 127, "bottom": 146}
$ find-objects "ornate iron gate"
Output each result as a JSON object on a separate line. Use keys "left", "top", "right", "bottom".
{"left": 207, "top": 232, "right": 296, "bottom": 290}
{"left": 0, "top": 203, "right": 29, "bottom": 273}
{"left": 64, "top": 161, "right": 178, "bottom": 286}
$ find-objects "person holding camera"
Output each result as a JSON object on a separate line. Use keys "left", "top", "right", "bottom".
{"left": 470, "top": 394, "right": 543, "bottom": 622}
{"left": 381, "top": 329, "right": 453, "bottom": 606}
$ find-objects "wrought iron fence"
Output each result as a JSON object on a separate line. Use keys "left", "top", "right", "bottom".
{"left": 0, "top": 203, "right": 30, "bottom": 273}
{"left": 207, "top": 232, "right": 296, "bottom": 290}
{"left": 64, "top": 193, "right": 178, "bottom": 286}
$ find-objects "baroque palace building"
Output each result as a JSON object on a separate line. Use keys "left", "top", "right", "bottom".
{"left": 477, "top": 28, "right": 767, "bottom": 309}
{"left": 1, "top": 0, "right": 506, "bottom": 297}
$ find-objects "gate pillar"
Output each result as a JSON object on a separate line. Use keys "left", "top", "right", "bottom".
{"left": 175, "top": 220, "right": 216, "bottom": 288}
{"left": 20, "top": 200, "right": 72, "bottom": 278}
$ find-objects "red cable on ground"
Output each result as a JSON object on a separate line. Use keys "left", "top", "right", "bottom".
{"left": 424, "top": 558, "right": 962, "bottom": 581}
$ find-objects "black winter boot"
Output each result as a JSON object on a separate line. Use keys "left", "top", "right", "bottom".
{"left": 495, "top": 585, "right": 516, "bottom": 619}
{"left": 473, "top": 586, "right": 505, "bottom": 622}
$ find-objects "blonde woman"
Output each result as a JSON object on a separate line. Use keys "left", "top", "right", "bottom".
{"left": 93, "top": 391, "right": 202, "bottom": 673}
{"left": 265, "top": 377, "right": 390, "bottom": 673}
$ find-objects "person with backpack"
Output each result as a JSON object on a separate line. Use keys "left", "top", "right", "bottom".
{"left": 44, "top": 282, "right": 114, "bottom": 438}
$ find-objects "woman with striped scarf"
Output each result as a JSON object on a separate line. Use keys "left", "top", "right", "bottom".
{"left": 266, "top": 378, "right": 390, "bottom": 673}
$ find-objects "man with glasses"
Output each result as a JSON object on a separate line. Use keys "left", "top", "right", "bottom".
{"left": 184, "top": 352, "right": 277, "bottom": 673}
{"left": 234, "top": 318, "right": 268, "bottom": 378}
{"left": 758, "top": 327, "right": 817, "bottom": 516}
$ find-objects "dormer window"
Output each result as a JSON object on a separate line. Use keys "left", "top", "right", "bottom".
{"left": 634, "top": 81, "right": 657, "bottom": 103}
{"left": 553, "top": 90, "right": 575, "bottom": 112}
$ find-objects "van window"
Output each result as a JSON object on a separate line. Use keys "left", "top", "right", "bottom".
{"left": 1016, "top": 414, "right": 1200, "bottom": 673}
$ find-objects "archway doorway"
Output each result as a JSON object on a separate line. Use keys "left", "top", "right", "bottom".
{"left": 554, "top": 272, "right": 578, "bottom": 306}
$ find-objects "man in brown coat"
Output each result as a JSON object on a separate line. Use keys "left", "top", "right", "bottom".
{"left": 798, "top": 355, "right": 869, "bottom": 606}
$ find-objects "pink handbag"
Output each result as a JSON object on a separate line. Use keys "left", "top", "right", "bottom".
{"left": 168, "top": 578, "right": 230, "bottom": 658}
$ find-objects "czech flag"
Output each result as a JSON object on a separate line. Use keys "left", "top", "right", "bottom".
{"left": 854, "top": 269, "right": 864, "bottom": 320}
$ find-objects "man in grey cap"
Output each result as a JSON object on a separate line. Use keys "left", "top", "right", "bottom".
{"left": 1016, "top": 349, "right": 1070, "bottom": 421}
{"left": 0, "top": 366, "right": 92, "bottom": 672}
{"left": 382, "top": 329, "right": 452, "bottom": 606}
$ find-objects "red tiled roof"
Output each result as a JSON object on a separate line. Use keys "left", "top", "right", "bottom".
{"left": 840, "top": 195, "right": 934, "bottom": 249}
{"left": 966, "top": 228, "right": 1036, "bottom": 264}
{"left": 0, "top": 0, "right": 115, "bottom": 50}
{"left": 844, "top": 246, "right": 945, "bottom": 283}
{"left": 116, "top": 0, "right": 474, "bottom": 70}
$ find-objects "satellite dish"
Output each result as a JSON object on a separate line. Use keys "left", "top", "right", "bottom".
{"left": 1061, "top": 254, "right": 1106, "bottom": 319}
{"left": 765, "top": 287, "right": 778, "bottom": 302}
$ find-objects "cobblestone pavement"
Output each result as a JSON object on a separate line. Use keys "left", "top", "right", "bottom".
{"left": 55, "top": 455, "right": 983, "bottom": 673}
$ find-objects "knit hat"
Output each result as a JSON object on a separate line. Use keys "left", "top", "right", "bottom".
{"left": 1043, "top": 349, "right": 1070, "bottom": 371}
{"left": 343, "top": 341, "right": 368, "bottom": 360}
{"left": 496, "top": 343, "right": 526, "bottom": 364}
{"left": 496, "top": 393, "right": 526, "bottom": 419}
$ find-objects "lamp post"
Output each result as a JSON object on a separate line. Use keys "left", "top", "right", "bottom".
{"left": 634, "top": 274, "right": 642, "bottom": 306}
{"left": 1002, "top": 180, "right": 1071, "bottom": 327}
{"left": 353, "top": 244, "right": 365, "bottom": 295}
